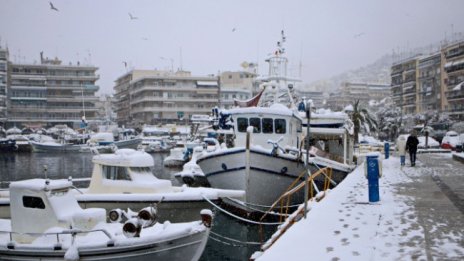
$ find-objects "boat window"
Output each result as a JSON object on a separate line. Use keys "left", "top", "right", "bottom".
{"left": 275, "top": 119, "right": 286, "bottom": 134}
{"left": 262, "top": 118, "right": 273, "bottom": 133}
{"left": 237, "top": 118, "right": 248, "bottom": 132}
{"left": 249, "top": 118, "right": 261, "bottom": 133}
{"left": 129, "top": 167, "right": 152, "bottom": 173}
{"left": 102, "top": 166, "right": 132, "bottom": 181}
{"left": 23, "top": 196, "right": 45, "bottom": 209}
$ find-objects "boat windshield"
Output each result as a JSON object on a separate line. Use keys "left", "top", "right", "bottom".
{"left": 102, "top": 165, "right": 131, "bottom": 181}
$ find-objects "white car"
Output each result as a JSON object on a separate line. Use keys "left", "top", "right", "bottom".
{"left": 441, "top": 131, "right": 462, "bottom": 150}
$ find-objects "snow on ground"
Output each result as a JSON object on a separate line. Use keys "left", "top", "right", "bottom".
{"left": 254, "top": 155, "right": 462, "bottom": 260}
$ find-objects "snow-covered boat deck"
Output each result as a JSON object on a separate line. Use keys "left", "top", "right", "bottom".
{"left": 254, "top": 153, "right": 464, "bottom": 260}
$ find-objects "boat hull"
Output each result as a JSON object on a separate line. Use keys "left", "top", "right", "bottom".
{"left": 0, "top": 197, "right": 218, "bottom": 223}
{"left": 197, "top": 148, "right": 350, "bottom": 211}
{"left": 0, "top": 225, "right": 209, "bottom": 261}
{"left": 30, "top": 141, "right": 85, "bottom": 153}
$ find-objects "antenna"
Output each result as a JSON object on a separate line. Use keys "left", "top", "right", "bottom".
{"left": 179, "top": 47, "right": 183, "bottom": 71}
{"left": 299, "top": 43, "right": 303, "bottom": 78}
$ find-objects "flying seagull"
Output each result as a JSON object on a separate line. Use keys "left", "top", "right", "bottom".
{"left": 232, "top": 28, "right": 236, "bottom": 32}
{"left": 128, "top": 13, "right": 138, "bottom": 20}
{"left": 49, "top": 1, "right": 59, "bottom": 11}
{"left": 354, "top": 32, "right": 365, "bottom": 38}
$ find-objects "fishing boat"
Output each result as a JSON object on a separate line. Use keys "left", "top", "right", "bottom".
{"left": 0, "top": 178, "right": 212, "bottom": 261}
{"left": 192, "top": 32, "right": 354, "bottom": 217}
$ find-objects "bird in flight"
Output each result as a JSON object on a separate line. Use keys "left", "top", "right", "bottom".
{"left": 128, "top": 13, "right": 138, "bottom": 20}
{"left": 232, "top": 28, "right": 236, "bottom": 32}
{"left": 122, "top": 61, "right": 127, "bottom": 68}
{"left": 49, "top": 1, "right": 59, "bottom": 11}
{"left": 354, "top": 32, "right": 365, "bottom": 38}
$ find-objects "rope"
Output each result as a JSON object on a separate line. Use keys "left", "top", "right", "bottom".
{"left": 210, "top": 231, "right": 261, "bottom": 245}
{"left": 225, "top": 197, "right": 292, "bottom": 216}
{"left": 226, "top": 196, "right": 300, "bottom": 209}
{"left": 202, "top": 196, "right": 283, "bottom": 225}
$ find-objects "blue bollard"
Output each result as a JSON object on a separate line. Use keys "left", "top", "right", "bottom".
{"left": 384, "top": 142, "right": 390, "bottom": 159}
{"left": 365, "top": 153, "right": 381, "bottom": 202}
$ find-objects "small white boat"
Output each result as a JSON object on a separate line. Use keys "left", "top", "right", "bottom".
{"left": 76, "top": 149, "right": 243, "bottom": 222}
{"left": 0, "top": 178, "right": 212, "bottom": 261}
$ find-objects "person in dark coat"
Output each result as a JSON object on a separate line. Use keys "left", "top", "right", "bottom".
{"left": 405, "top": 131, "right": 419, "bottom": 166}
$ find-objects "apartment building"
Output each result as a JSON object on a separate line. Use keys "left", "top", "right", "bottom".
{"left": 390, "top": 56, "right": 421, "bottom": 115}
{"left": 7, "top": 53, "right": 99, "bottom": 128}
{"left": 114, "top": 70, "right": 219, "bottom": 126}
{"left": 0, "top": 47, "right": 7, "bottom": 123}
{"left": 417, "top": 53, "right": 441, "bottom": 112}
{"left": 327, "top": 82, "right": 391, "bottom": 111}
{"left": 442, "top": 42, "right": 464, "bottom": 120}
{"left": 390, "top": 40, "right": 464, "bottom": 120}
{"left": 219, "top": 71, "right": 255, "bottom": 109}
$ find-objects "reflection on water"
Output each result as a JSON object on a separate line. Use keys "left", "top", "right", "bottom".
{"left": 0, "top": 152, "right": 276, "bottom": 260}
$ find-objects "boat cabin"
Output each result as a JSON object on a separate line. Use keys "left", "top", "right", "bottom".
{"left": 226, "top": 104, "right": 302, "bottom": 150}
{"left": 9, "top": 179, "right": 105, "bottom": 243}
{"left": 87, "top": 149, "right": 173, "bottom": 194}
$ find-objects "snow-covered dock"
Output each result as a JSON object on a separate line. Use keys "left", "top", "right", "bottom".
{"left": 253, "top": 153, "right": 464, "bottom": 260}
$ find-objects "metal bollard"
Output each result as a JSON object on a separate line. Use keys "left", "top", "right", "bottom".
{"left": 365, "top": 153, "right": 382, "bottom": 203}
{"left": 384, "top": 142, "right": 389, "bottom": 159}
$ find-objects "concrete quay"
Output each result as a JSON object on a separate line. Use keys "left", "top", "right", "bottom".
{"left": 254, "top": 153, "right": 464, "bottom": 261}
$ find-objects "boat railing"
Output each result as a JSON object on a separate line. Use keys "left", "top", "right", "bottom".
{"left": 0, "top": 228, "right": 115, "bottom": 249}
{"left": 258, "top": 167, "right": 333, "bottom": 248}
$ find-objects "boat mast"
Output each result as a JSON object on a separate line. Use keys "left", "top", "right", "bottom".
{"left": 261, "top": 30, "right": 298, "bottom": 109}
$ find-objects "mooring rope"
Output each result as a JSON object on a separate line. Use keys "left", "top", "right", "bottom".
{"left": 210, "top": 231, "right": 261, "bottom": 245}
{"left": 225, "top": 197, "right": 290, "bottom": 217}
{"left": 202, "top": 196, "right": 283, "bottom": 225}
{"left": 226, "top": 196, "right": 301, "bottom": 209}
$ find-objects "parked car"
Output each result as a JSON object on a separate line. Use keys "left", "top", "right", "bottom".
{"left": 441, "top": 131, "right": 462, "bottom": 150}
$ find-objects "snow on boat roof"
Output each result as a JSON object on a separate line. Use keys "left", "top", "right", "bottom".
{"left": 310, "top": 127, "right": 347, "bottom": 135}
{"left": 10, "top": 178, "right": 72, "bottom": 191}
{"left": 225, "top": 104, "right": 296, "bottom": 117}
{"left": 92, "top": 149, "right": 154, "bottom": 167}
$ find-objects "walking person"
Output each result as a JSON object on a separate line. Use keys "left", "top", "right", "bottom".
{"left": 406, "top": 131, "right": 419, "bottom": 166}
{"left": 396, "top": 135, "right": 407, "bottom": 166}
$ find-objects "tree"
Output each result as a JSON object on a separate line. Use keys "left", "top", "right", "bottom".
{"left": 348, "top": 100, "right": 378, "bottom": 144}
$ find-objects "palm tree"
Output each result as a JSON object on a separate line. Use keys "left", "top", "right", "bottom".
{"left": 348, "top": 100, "right": 378, "bottom": 144}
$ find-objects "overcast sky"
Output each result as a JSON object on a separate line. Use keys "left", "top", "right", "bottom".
{"left": 1, "top": 0, "right": 463, "bottom": 95}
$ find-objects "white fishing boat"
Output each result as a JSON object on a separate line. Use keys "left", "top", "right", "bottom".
{"left": 0, "top": 178, "right": 212, "bottom": 261}
{"left": 193, "top": 32, "right": 355, "bottom": 216}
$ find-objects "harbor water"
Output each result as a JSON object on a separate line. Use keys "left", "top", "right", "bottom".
{"left": 0, "top": 152, "right": 276, "bottom": 261}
